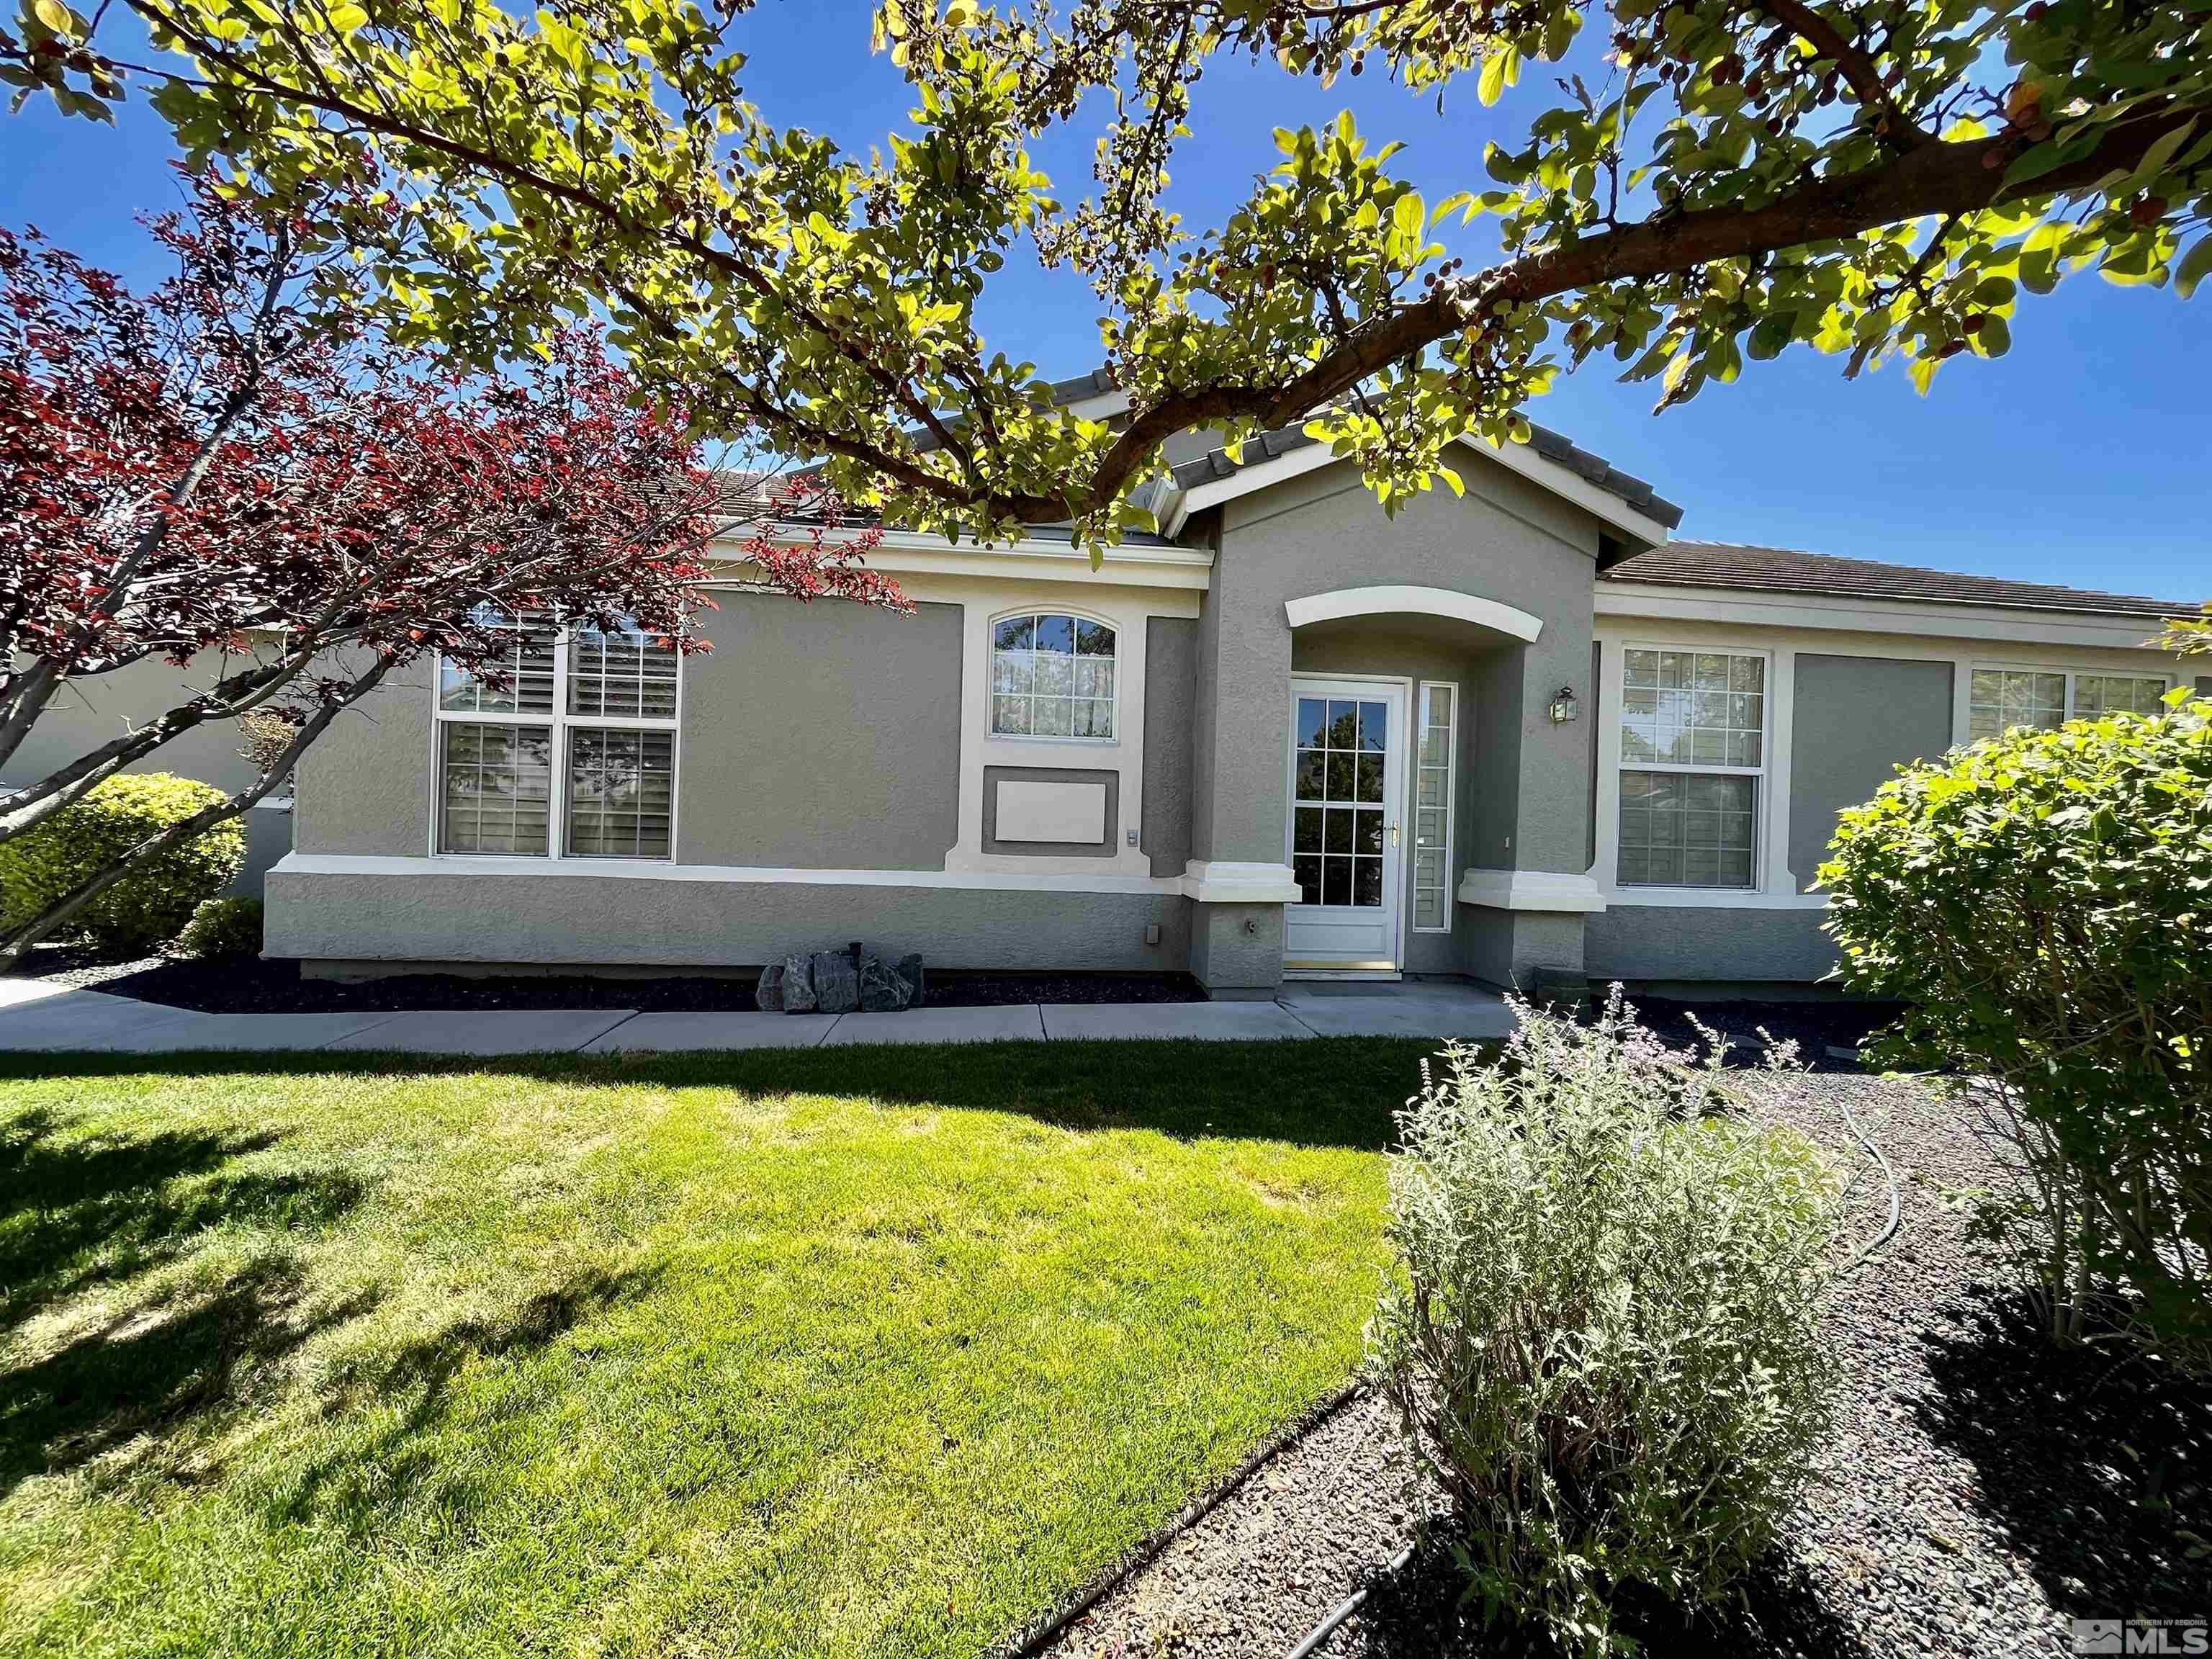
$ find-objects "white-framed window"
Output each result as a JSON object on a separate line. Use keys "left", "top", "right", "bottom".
{"left": 1413, "top": 681, "right": 1457, "bottom": 932}
{"left": 433, "top": 611, "right": 679, "bottom": 860}
{"left": 990, "top": 611, "right": 1117, "bottom": 739}
{"left": 1617, "top": 645, "right": 1766, "bottom": 890}
{"left": 1968, "top": 664, "right": 2167, "bottom": 741}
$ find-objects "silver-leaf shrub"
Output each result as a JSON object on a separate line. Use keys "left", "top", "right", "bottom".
{"left": 1367, "top": 992, "right": 1840, "bottom": 1655}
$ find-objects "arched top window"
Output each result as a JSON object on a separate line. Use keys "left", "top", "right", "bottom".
{"left": 991, "top": 612, "right": 1117, "bottom": 739}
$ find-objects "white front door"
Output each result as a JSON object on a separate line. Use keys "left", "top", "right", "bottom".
{"left": 1284, "top": 678, "right": 1406, "bottom": 973}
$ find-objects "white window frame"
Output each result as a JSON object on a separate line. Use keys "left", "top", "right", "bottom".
{"left": 986, "top": 607, "right": 1122, "bottom": 745}
{"left": 1613, "top": 642, "right": 1772, "bottom": 894}
{"left": 429, "top": 619, "right": 683, "bottom": 862}
{"left": 1412, "top": 679, "right": 1457, "bottom": 935}
{"left": 1966, "top": 660, "right": 2170, "bottom": 741}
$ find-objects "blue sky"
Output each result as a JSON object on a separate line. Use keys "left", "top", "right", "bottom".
{"left": 4, "top": 1, "right": 2205, "bottom": 601}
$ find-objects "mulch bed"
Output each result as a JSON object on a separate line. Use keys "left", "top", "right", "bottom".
{"left": 24, "top": 945, "right": 1206, "bottom": 1014}
{"left": 1040, "top": 1069, "right": 2212, "bottom": 1659}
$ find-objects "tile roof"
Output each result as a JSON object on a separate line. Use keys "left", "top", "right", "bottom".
{"left": 1604, "top": 540, "right": 2202, "bottom": 621}
{"left": 1166, "top": 421, "right": 1685, "bottom": 530}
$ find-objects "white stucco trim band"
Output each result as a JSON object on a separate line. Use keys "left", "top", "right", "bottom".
{"left": 274, "top": 851, "right": 1302, "bottom": 904}
{"left": 1596, "top": 583, "right": 2177, "bottom": 649}
{"left": 276, "top": 851, "right": 1184, "bottom": 896}
{"left": 1455, "top": 868, "right": 1609, "bottom": 912}
{"left": 1179, "top": 860, "right": 1304, "bottom": 904}
{"left": 1284, "top": 585, "right": 1545, "bottom": 642}
{"left": 711, "top": 532, "right": 1215, "bottom": 592}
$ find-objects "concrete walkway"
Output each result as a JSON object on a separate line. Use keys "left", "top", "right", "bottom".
{"left": 0, "top": 974, "right": 1514, "bottom": 1056}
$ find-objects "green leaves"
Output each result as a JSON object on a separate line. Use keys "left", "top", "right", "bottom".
{"left": 1477, "top": 44, "right": 1519, "bottom": 107}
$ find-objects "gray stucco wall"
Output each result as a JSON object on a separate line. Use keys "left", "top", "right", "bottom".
{"left": 1200, "top": 453, "right": 1599, "bottom": 876}
{"left": 294, "top": 658, "right": 435, "bottom": 858}
{"left": 1585, "top": 905, "right": 1836, "bottom": 985}
{"left": 1191, "top": 450, "right": 1604, "bottom": 989}
{"left": 1788, "top": 654, "right": 1954, "bottom": 891}
{"left": 679, "top": 592, "right": 961, "bottom": 868}
{"left": 1142, "top": 616, "right": 1197, "bottom": 877}
{"left": 266, "top": 870, "right": 1190, "bottom": 972}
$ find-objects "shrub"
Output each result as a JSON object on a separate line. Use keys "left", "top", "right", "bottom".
{"left": 175, "top": 894, "right": 264, "bottom": 960}
{"left": 1822, "top": 698, "right": 2212, "bottom": 1370}
{"left": 0, "top": 773, "right": 243, "bottom": 956}
{"left": 1367, "top": 994, "right": 1838, "bottom": 1655}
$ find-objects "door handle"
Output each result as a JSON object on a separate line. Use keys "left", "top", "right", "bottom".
{"left": 1390, "top": 822, "right": 1401, "bottom": 847}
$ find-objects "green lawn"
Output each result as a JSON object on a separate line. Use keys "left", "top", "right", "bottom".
{"left": 0, "top": 1038, "right": 1432, "bottom": 1659}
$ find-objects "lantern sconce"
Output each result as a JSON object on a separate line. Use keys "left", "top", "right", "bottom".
{"left": 1548, "top": 685, "right": 1580, "bottom": 725}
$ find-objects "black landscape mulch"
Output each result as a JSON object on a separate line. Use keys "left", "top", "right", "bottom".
{"left": 25, "top": 945, "right": 1206, "bottom": 1014}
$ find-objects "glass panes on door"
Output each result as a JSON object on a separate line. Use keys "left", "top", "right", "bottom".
{"left": 1413, "top": 685, "right": 1455, "bottom": 930}
{"left": 1292, "top": 695, "right": 1387, "bottom": 908}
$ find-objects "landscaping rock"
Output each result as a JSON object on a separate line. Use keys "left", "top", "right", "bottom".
{"left": 897, "top": 953, "right": 926, "bottom": 1007}
{"left": 856, "top": 953, "right": 913, "bottom": 1013}
{"left": 779, "top": 953, "right": 817, "bottom": 1014}
{"left": 810, "top": 950, "right": 860, "bottom": 1015}
{"left": 754, "top": 963, "right": 784, "bottom": 1012}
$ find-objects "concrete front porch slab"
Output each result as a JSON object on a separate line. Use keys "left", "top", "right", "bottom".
{"left": 1040, "top": 1001, "right": 1316, "bottom": 1041}
{"left": 328, "top": 1010, "right": 636, "bottom": 1055}
{"left": 577, "top": 1011, "right": 834, "bottom": 1053}
{"left": 821, "top": 1005, "right": 1047, "bottom": 1046}
{"left": 1275, "top": 981, "right": 1515, "bottom": 1040}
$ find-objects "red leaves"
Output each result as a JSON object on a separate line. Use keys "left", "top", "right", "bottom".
{"left": 2, "top": 176, "right": 901, "bottom": 721}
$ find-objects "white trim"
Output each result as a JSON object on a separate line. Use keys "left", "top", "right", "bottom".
{"left": 1591, "top": 637, "right": 1781, "bottom": 906}
{"left": 1180, "top": 860, "right": 1303, "bottom": 904}
{"left": 276, "top": 850, "right": 1190, "bottom": 897}
{"left": 1596, "top": 583, "right": 2180, "bottom": 650}
{"left": 1161, "top": 434, "right": 1676, "bottom": 547}
{"left": 1412, "top": 680, "right": 1458, "bottom": 935}
{"left": 1060, "top": 387, "right": 1132, "bottom": 423}
{"left": 937, "top": 575, "right": 1181, "bottom": 878}
{"left": 1456, "top": 868, "right": 1609, "bottom": 913}
{"left": 1283, "top": 585, "right": 1544, "bottom": 643}
{"left": 711, "top": 531, "right": 1214, "bottom": 591}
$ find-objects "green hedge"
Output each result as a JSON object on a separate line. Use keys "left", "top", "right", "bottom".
{"left": 0, "top": 773, "right": 244, "bottom": 955}
{"left": 1822, "top": 697, "right": 2212, "bottom": 1368}
{"left": 175, "top": 894, "right": 264, "bottom": 960}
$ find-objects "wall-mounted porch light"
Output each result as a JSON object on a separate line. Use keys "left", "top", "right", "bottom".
{"left": 1548, "top": 685, "right": 1580, "bottom": 725}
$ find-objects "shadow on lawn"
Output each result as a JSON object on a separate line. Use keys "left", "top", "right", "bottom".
{"left": 0, "top": 1104, "right": 379, "bottom": 1495}
{"left": 1351, "top": 1544, "right": 1871, "bottom": 1659}
{"left": 1917, "top": 1293, "right": 2212, "bottom": 1616}
{"left": 273, "top": 1263, "right": 665, "bottom": 1533}
{"left": 0, "top": 1038, "right": 1437, "bottom": 1150}
{"left": 0, "top": 1105, "right": 368, "bottom": 1336}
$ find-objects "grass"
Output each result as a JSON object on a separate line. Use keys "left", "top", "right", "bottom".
{"left": 0, "top": 1037, "right": 1436, "bottom": 1659}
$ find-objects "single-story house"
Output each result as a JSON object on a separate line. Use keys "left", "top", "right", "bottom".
{"left": 211, "top": 376, "right": 2206, "bottom": 997}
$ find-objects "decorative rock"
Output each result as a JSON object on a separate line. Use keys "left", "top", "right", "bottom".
{"left": 811, "top": 950, "right": 860, "bottom": 1015}
{"left": 780, "top": 953, "right": 817, "bottom": 1014}
{"left": 857, "top": 953, "right": 913, "bottom": 1013}
{"left": 897, "top": 953, "right": 926, "bottom": 1007}
{"left": 754, "top": 963, "right": 785, "bottom": 1012}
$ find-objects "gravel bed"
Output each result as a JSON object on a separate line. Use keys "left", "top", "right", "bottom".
{"left": 22, "top": 946, "right": 1205, "bottom": 1012}
{"left": 1041, "top": 1070, "right": 2212, "bottom": 1659}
